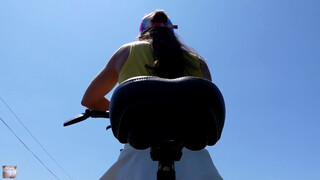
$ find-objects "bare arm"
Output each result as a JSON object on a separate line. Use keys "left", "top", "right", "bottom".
{"left": 81, "top": 45, "right": 130, "bottom": 111}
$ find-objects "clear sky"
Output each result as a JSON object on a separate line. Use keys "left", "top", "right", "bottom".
{"left": 1, "top": 0, "right": 319, "bottom": 179}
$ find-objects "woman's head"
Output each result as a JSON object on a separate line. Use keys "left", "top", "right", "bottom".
{"left": 137, "top": 10, "right": 198, "bottom": 79}
{"left": 139, "top": 10, "right": 178, "bottom": 37}
{"left": 137, "top": 10, "right": 185, "bottom": 78}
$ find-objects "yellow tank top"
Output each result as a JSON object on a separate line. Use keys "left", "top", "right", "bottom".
{"left": 118, "top": 41, "right": 203, "bottom": 83}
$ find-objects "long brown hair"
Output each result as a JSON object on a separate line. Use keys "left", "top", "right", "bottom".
{"left": 138, "top": 10, "right": 185, "bottom": 79}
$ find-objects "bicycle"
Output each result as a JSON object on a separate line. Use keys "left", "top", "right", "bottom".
{"left": 64, "top": 76, "right": 225, "bottom": 180}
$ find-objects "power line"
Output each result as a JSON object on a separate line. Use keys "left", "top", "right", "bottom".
{"left": 0, "top": 116, "right": 60, "bottom": 180}
{"left": 0, "top": 96, "right": 73, "bottom": 180}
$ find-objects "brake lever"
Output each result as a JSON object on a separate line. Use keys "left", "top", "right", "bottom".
{"left": 63, "top": 112, "right": 89, "bottom": 127}
{"left": 63, "top": 109, "right": 109, "bottom": 127}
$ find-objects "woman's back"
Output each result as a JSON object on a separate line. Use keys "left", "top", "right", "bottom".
{"left": 118, "top": 41, "right": 204, "bottom": 83}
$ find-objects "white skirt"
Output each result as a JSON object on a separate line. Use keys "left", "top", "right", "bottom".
{"left": 100, "top": 144, "right": 223, "bottom": 180}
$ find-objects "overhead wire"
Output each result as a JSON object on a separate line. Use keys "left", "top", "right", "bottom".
{"left": 0, "top": 116, "right": 60, "bottom": 180}
{"left": 0, "top": 96, "right": 73, "bottom": 180}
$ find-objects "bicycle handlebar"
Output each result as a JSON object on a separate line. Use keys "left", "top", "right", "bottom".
{"left": 63, "top": 109, "right": 109, "bottom": 127}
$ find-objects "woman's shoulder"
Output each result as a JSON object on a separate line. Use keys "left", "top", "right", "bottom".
{"left": 183, "top": 50, "right": 202, "bottom": 62}
{"left": 121, "top": 41, "right": 150, "bottom": 48}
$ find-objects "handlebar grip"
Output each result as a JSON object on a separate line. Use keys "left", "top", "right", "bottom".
{"left": 88, "top": 110, "right": 110, "bottom": 118}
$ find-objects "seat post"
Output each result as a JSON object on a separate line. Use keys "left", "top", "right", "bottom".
{"left": 157, "top": 160, "right": 175, "bottom": 180}
{"left": 150, "top": 141, "right": 183, "bottom": 180}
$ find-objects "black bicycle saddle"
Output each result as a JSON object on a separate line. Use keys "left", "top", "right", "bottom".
{"left": 109, "top": 76, "right": 225, "bottom": 151}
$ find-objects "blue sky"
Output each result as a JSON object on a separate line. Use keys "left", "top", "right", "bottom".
{"left": 1, "top": 0, "right": 319, "bottom": 179}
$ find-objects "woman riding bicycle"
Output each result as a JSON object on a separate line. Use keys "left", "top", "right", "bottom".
{"left": 81, "top": 10, "right": 223, "bottom": 180}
